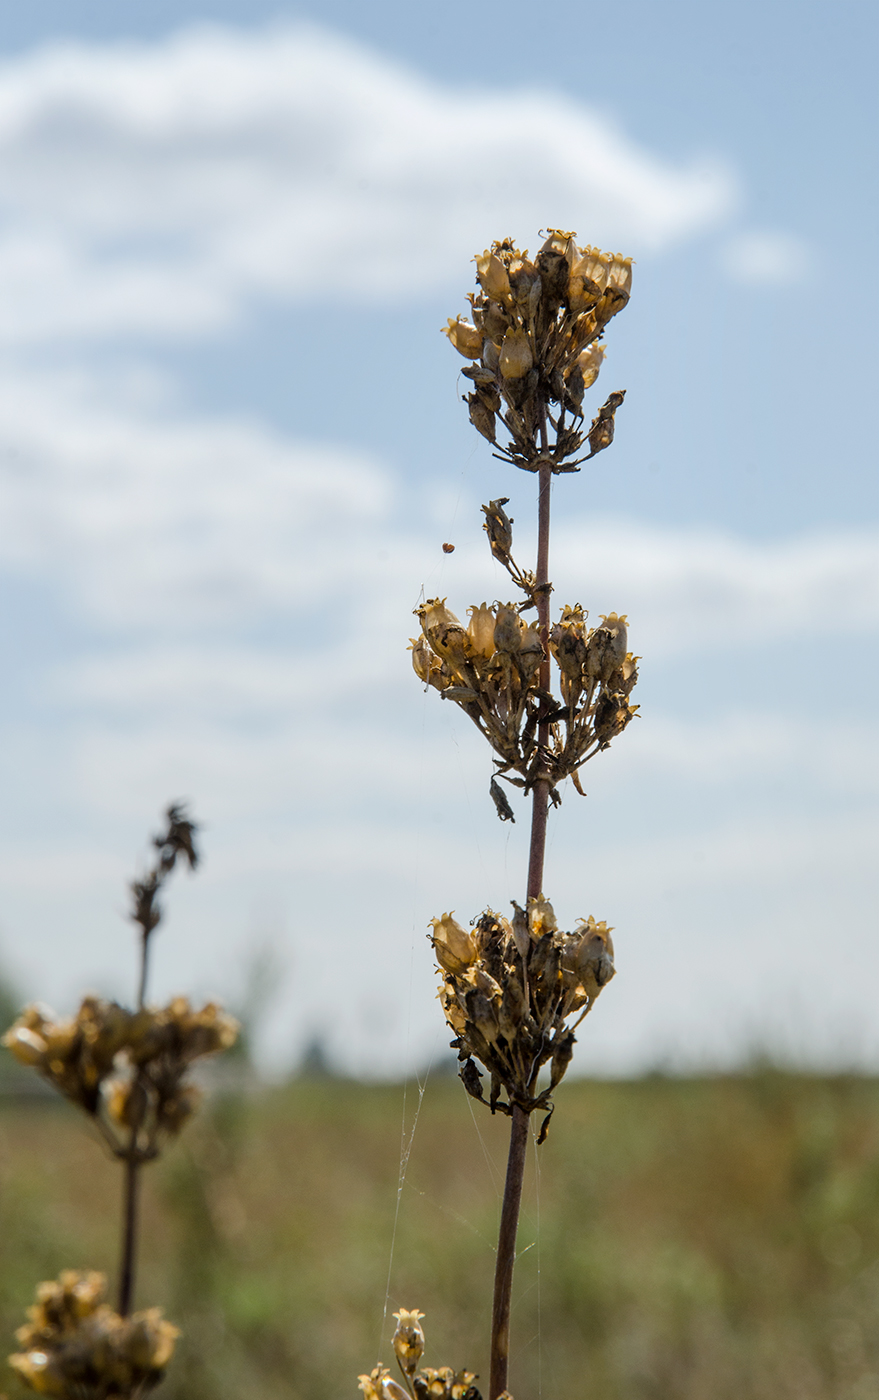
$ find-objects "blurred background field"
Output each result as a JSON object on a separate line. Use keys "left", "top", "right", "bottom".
{"left": 3, "top": 1066, "right": 879, "bottom": 1400}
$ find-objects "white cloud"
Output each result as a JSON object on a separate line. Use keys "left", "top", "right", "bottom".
{"left": 0, "top": 363, "right": 393, "bottom": 626}
{"left": 0, "top": 22, "right": 736, "bottom": 344}
{"left": 719, "top": 229, "right": 811, "bottom": 283}
{"left": 0, "top": 365, "right": 875, "bottom": 644}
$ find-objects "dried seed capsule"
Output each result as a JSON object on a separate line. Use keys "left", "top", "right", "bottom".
{"left": 584, "top": 612, "right": 628, "bottom": 681}
{"left": 517, "top": 622, "right": 544, "bottom": 682}
{"left": 443, "top": 317, "right": 483, "bottom": 359}
{"left": 429, "top": 913, "right": 478, "bottom": 976}
{"left": 466, "top": 603, "right": 497, "bottom": 659}
{"left": 481, "top": 497, "right": 513, "bottom": 562}
{"left": 527, "top": 894, "right": 557, "bottom": 937}
{"left": 392, "top": 1308, "right": 425, "bottom": 1378}
{"left": 493, "top": 603, "right": 522, "bottom": 654}
{"left": 475, "top": 249, "right": 511, "bottom": 301}
{"left": 498, "top": 328, "right": 533, "bottom": 380}
{"left": 467, "top": 392, "right": 496, "bottom": 442}
{"left": 575, "top": 917, "right": 616, "bottom": 1002}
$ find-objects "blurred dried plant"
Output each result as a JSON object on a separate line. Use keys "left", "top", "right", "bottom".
{"left": 2, "top": 806, "right": 238, "bottom": 1398}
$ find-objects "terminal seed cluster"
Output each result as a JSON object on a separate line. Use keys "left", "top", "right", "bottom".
{"left": 443, "top": 230, "right": 630, "bottom": 473}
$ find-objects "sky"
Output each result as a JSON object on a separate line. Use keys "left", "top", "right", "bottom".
{"left": 0, "top": 0, "right": 876, "bottom": 1078}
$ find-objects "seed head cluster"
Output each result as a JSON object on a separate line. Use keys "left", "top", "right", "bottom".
{"left": 443, "top": 229, "right": 630, "bottom": 473}
{"left": 410, "top": 497, "right": 638, "bottom": 810}
{"left": 9, "top": 1271, "right": 178, "bottom": 1398}
{"left": 360, "top": 1310, "right": 501, "bottom": 1400}
{"left": 2, "top": 995, "right": 238, "bottom": 1159}
{"left": 431, "top": 897, "right": 614, "bottom": 1125}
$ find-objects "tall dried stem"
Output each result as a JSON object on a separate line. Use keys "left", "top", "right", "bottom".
{"left": 491, "top": 439, "right": 552, "bottom": 1400}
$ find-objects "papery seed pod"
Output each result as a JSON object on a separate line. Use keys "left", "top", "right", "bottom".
{"left": 586, "top": 389, "right": 626, "bottom": 457}
{"left": 550, "top": 608, "right": 588, "bottom": 683}
{"left": 482, "top": 300, "right": 509, "bottom": 342}
{"left": 359, "top": 1367, "right": 393, "bottom": 1400}
{"left": 462, "top": 365, "right": 497, "bottom": 387}
{"left": 157, "top": 1082, "right": 203, "bottom": 1136}
{"left": 475, "top": 250, "right": 511, "bottom": 301}
{"left": 419, "top": 599, "right": 469, "bottom": 671}
{"left": 528, "top": 894, "right": 558, "bottom": 938}
{"left": 499, "top": 328, "right": 533, "bottom": 380}
{"left": 564, "top": 363, "right": 586, "bottom": 411}
{"left": 392, "top": 1309, "right": 425, "bottom": 1378}
{"left": 459, "top": 1056, "right": 485, "bottom": 1103}
{"left": 609, "top": 652, "right": 639, "bottom": 696}
{"left": 383, "top": 1379, "right": 410, "bottom": 1400}
{"left": 466, "top": 990, "right": 500, "bottom": 1044}
{"left": 409, "top": 635, "right": 433, "bottom": 684}
{"left": 540, "top": 228, "right": 577, "bottom": 262}
{"left": 510, "top": 901, "right": 530, "bottom": 961}
{"left": 594, "top": 693, "right": 637, "bottom": 743}
{"left": 578, "top": 342, "right": 606, "bottom": 392}
{"left": 482, "top": 337, "right": 500, "bottom": 373}
{"left": 584, "top": 613, "right": 628, "bottom": 681}
{"left": 467, "top": 392, "right": 497, "bottom": 443}
{"left": 517, "top": 623, "right": 544, "bottom": 682}
{"left": 489, "top": 776, "right": 516, "bottom": 823}
{"left": 493, "top": 604, "right": 522, "bottom": 655}
{"left": 429, "top": 913, "right": 478, "bottom": 976}
{"left": 3, "top": 1024, "right": 47, "bottom": 1067}
{"left": 575, "top": 245, "right": 611, "bottom": 293}
{"left": 606, "top": 253, "right": 634, "bottom": 297}
{"left": 443, "top": 317, "right": 483, "bottom": 359}
{"left": 498, "top": 976, "right": 526, "bottom": 1040}
{"left": 438, "top": 982, "right": 468, "bottom": 1036}
{"left": 536, "top": 230, "right": 573, "bottom": 306}
{"left": 105, "top": 1077, "right": 148, "bottom": 1130}
{"left": 595, "top": 286, "right": 630, "bottom": 327}
{"left": 549, "top": 1029, "right": 576, "bottom": 1089}
{"left": 508, "top": 255, "right": 540, "bottom": 310}
{"left": 567, "top": 268, "right": 603, "bottom": 314}
{"left": 575, "top": 918, "right": 616, "bottom": 1003}
{"left": 481, "top": 497, "right": 513, "bottom": 562}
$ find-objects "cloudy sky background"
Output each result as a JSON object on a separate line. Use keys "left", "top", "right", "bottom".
{"left": 0, "top": 0, "right": 875, "bottom": 1077}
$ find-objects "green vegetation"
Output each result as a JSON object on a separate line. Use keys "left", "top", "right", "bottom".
{"left": 3, "top": 1071, "right": 879, "bottom": 1399}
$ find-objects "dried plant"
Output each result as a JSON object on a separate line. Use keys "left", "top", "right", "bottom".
{"left": 364, "top": 230, "right": 636, "bottom": 1399}
{"left": 2, "top": 806, "right": 238, "bottom": 1398}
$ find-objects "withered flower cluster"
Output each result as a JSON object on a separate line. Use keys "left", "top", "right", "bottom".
{"left": 3, "top": 995, "right": 238, "bottom": 1159}
{"left": 9, "top": 1270, "right": 178, "bottom": 1398}
{"left": 443, "top": 230, "right": 630, "bottom": 473}
{"left": 411, "top": 499, "right": 638, "bottom": 811}
{"left": 431, "top": 898, "right": 613, "bottom": 1130}
{"left": 359, "top": 1310, "right": 502, "bottom": 1400}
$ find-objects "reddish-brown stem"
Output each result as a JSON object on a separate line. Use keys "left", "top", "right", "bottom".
{"left": 489, "top": 1104, "right": 529, "bottom": 1399}
{"left": 491, "top": 425, "right": 553, "bottom": 1400}
{"left": 117, "top": 1153, "right": 140, "bottom": 1316}
{"left": 526, "top": 456, "right": 553, "bottom": 904}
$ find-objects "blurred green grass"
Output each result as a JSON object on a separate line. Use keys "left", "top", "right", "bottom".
{"left": 3, "top": 1072, "right": 879, "bottom": 1399}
